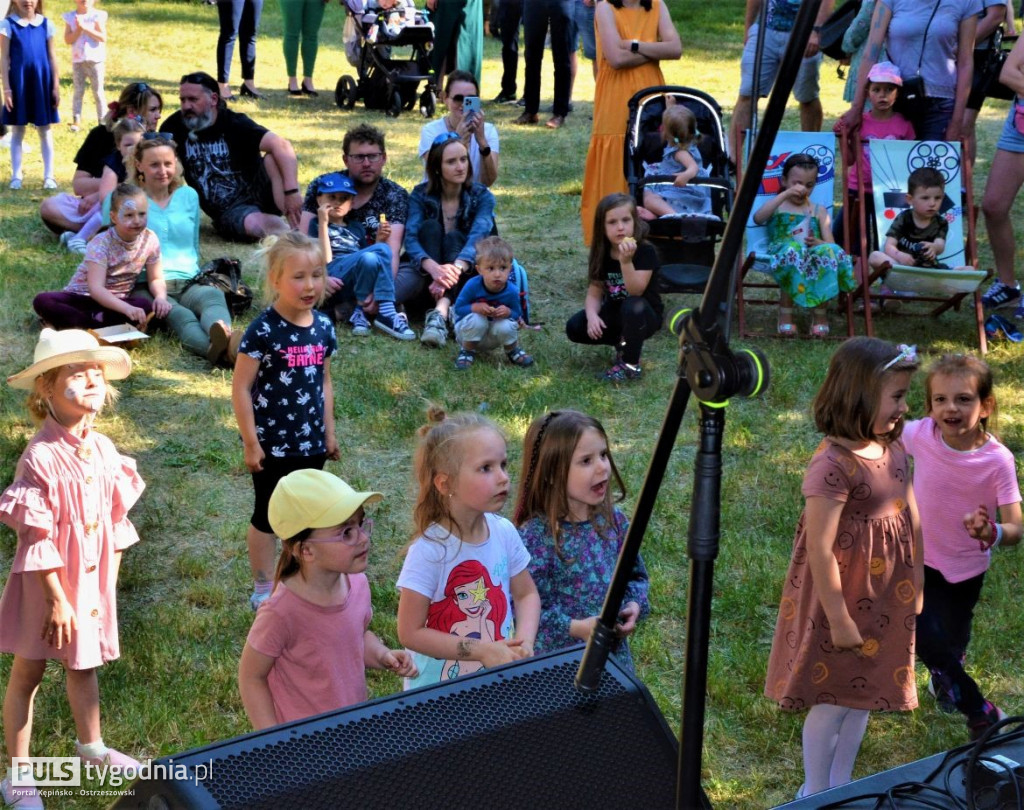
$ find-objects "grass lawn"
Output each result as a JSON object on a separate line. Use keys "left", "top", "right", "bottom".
{"left": 1, "top": 1, "right": 1024, "bottom": 807}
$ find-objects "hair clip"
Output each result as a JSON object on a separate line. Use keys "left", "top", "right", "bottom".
{"left": 432, "top": 130, "right": 461, "bottom": 147}
{"left": 882, "top": 344, "right": 917, "bottom": 370}
{"left": 672, "top": 136, "right": 680, "bottom": 144}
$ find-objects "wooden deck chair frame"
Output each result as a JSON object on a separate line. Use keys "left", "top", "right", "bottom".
{"left": 735, "top": 131, "right": 855, "bottom": 339}
{"left": 838, "top": 129, "right": 991, "bottom": 353}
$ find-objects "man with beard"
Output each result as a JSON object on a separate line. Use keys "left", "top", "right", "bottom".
{"left": 160, "top": 71, "right": 302, "bottom": 240}
{"left": 301, "top": 124, "right": 425, "bottom": 309}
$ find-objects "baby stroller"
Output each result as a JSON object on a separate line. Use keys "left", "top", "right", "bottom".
{"left": 625, "top": 86, "right": 734, "bottom": 295}
{"left": 336, "top": 0, "right": 438, "bottom": 118}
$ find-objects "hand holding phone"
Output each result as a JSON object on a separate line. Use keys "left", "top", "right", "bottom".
{"left": 462, "top": 95, "right": 481, "bottom": 117}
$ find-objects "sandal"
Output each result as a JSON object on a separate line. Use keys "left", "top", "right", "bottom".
{"left": 810, "top": 322, "right": 831, "bottom": 338}
{"left": 455, "top": 348, "right": 476, "bottom": 370}
{"left": 506, "top": 347, "right": 534, "bottom": 367}
{"left": 777, "top": 307, "right": 797, "bottom": 338}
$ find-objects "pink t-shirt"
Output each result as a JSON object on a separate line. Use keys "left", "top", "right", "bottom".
{"left": 246, "top": 574, "right": 373, "bottom": 725}
{"left": 847, "top": 111, "right": 916, "bottom": 192}
{"left": 65, "top": 228, "right": 160, "bottom": 298}
{"left": 903, "top": 419, "right": 1021, "bottom": 582}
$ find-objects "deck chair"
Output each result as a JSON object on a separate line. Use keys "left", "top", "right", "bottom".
{"left": 842, "top": 133, "right": 990, "bottom": 351}
{"left": 735, "top": 131, "right": 855, "bottom": 338}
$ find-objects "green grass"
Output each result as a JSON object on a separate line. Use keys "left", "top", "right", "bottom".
{"left": 1, "top": 1, "right": 1024, "bottom": 807}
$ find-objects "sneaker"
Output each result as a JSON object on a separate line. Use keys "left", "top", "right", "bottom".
{"left": 373, "top": 311, "right": 416, "bottom": 341}
{"left": 9, "top": 178, "right": 22, "bottom": 190}
{"left": 75, "top": 743, "right": 141, "bottom": 773}
{"left": 42, "top": 177, "right": 57, "bottom": 190}
{"left": 968, "top": 701, "right": 1008, "bottom": 741}
{"left": 420, "top": 308, "right": 448, "bottom": 348}
{"left": 1, "top": 777, "right": 43, "bottom": 809}
{"left": 981, "top": 280, "right": 1022, "bottom": 310}
{"left": 350, "top": 310, "right": 372, "bottom": 337}
{"left": 492, "top": 91, "right": 517, "bottom": 104}
{"left": 65, "top": 237, "right": 88, "bottom": 255}
{"left": 226, "top": 326, "right": 243, "bottom": 366}
{"left": 600, "top": 362, "right": 642, "bottom": 383}
{"left": 516, "top": 97, "right": 526, "bottom": 107}
{"left": 1014, "top": 301, "right": 1024, "bottom": 321}
{"left": 927, "top": 672, "right": 959, "bottom": 714}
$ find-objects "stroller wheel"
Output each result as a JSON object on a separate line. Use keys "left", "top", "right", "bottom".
{"left": 420, "top": 90, "right": 436, "bottom": 118}
{"left": 335, "top": 75, "right": 358, "bottom": 110}
{"left": 386, "top": 88, "right": 403, "bottom": 118}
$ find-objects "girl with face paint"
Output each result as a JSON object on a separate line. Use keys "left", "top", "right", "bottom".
{"left": 1, "top": 329, "right": 145, "bottom": 808}
{"left": 33, "top": 182, "right": 173, "bottom": 330}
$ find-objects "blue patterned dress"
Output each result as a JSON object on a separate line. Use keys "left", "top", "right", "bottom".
{"left": 766, "top": 210, "right": 856, "bottom": 308}
{"left": 519, "top": 506, "right": 650, "bottom": 671}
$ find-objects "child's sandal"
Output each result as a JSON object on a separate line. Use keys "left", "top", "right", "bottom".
{"left": 455, "top": 349, "right": 475, "bottom": 370}
{"left": 506, "top": 347, "right": 534, "bottom": 367}
{"left": 777, "top": 306, "right": 797, "bottom": 338}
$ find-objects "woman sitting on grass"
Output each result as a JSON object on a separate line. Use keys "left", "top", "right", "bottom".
{"left": 404, "top": 132, "right": 497, "bottom": 350}
{"left": 103, "top": 133, "right": 237, "bottom": 366}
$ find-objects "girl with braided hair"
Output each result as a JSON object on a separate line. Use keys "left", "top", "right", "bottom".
{"left": 513, "top": 410, "right": 649, "bottom": 671}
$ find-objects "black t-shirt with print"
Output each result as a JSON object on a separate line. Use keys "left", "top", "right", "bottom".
{"left": 160, "top": 108, "right": 269, "bottom": 220}
{"left": 599, "top": 241, "right": 663, "bottom": 317}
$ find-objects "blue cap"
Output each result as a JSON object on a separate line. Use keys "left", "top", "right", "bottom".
{"left": 315, "top": 172, "right": 356, "bottom": 196}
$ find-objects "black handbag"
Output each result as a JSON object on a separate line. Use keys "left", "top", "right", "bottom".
{"left": 190, "top": 257, "right": 254, "bottom": 317}
{"left": 979, "top": 28, "right": 1015, "bottom": 102}
{"left": 820, "top": 0, "right": 862, "bottom": 61}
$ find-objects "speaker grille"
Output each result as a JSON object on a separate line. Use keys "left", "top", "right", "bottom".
{"left": 177, "top": 651, "right": 678, "bottom": 809}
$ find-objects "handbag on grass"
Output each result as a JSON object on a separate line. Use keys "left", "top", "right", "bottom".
{"left": 189, "top": 257, "right": 254, "bottom": 317}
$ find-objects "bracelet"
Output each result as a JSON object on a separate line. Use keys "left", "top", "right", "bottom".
{"left": 812, "top": 25, "right": 822, "bottom": 33}
{"left": 283, "top": 188, "right": 299, "bottom": 196}
{"left": 984, "top": 519, "right": 1003, "bottom": 550}
{"left": 994, "top": 521, "right": 1004, "bottom": 548}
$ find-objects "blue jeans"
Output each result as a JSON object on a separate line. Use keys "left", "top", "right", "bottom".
{"left": 570, "top": 0, "right": 595, "bottom": 60}
{"left": 326, "top": 243, "right": 396, "bottom": 305}
{"left": 217, "top": 0, "right": 263, "bottom": 83}
{"left": 522, "top": 0, "right": 573, "bottom": 117}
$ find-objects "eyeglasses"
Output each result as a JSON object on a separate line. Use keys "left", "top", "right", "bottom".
{"left": 431, "top": 131, "right": 461, "bottom": 147}
{"left": 304, "top": 518, "right": 374, "bottom": 546}
{"left": 141, "top": 132, "right": 171, "bottom": 142}
{"left": 345, "top": 152, "right": 384, "bottom": 164}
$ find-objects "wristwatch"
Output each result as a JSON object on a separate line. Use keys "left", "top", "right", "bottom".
{"left": 631, "top": 39, "right": 640, "bottom": 53}
{"left": 479, "top": 145, "right": 492, "bottom": 158}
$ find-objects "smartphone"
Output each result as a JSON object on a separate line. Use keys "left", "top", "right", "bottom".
{"left": 462, "top": 95, "right": 481, "bottom": 116}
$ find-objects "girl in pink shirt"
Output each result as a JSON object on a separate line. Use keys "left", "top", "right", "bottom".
{"left": 238, "top": 469, "right": 417, "bottom": 729}
{"left": 903, "top": 354, "right": 1023, "bottom": 742}
{"left": 0, "top": 329, "right": 144, "bottom": 808}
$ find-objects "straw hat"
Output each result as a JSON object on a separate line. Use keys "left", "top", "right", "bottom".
{"left": 7, "top": 329, "right": 132, "bottom": 390}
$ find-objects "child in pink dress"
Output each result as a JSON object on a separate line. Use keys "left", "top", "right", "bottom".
{"left": 0, "top": 329, "right": 144, "bottom": 808}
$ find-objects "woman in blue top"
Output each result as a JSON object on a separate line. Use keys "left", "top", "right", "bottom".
{"left": 840, "top": 0, "right": 981, "bottom": 141}
{"left": 404, "top": 132, "right": 497, "bottom": 349}
{"left": 104, "top": 134, "right": 235, "bottom": 365}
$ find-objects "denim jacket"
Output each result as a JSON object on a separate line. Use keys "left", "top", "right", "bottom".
{"left": 404, "top": 181, "right": 496, "bottom": 268}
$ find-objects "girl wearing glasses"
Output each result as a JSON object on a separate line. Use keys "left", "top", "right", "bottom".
{"left": 418, "top": 70, "right": 498, "bottom": 187}
{"left": 238, "top": 469, "right": 416, "bottom": 729}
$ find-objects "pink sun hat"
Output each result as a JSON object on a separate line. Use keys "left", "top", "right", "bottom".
{"left": 868, "top": 61, "right": 903, "bottom": 86}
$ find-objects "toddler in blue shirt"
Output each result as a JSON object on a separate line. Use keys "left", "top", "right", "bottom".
{"left": 452, "top": 236, "right": 533, "bottom": 370}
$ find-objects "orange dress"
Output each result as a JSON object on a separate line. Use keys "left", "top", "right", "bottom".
{"left": 580, "top": 0, "right": 666, "bottom": 244}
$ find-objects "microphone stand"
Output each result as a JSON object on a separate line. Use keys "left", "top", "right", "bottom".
{"left": 575, "top": 2, "right": 822, "bottom": 808}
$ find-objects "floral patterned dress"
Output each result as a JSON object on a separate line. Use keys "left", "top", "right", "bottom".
{"left": 766, "top": 210, "right": 856, "bottom": 308}
{"left": 519, "top": 507, "right": 649, "bottom": 671}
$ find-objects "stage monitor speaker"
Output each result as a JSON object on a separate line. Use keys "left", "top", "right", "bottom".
{"left": 773, "top": 726, "right": 1024, "bottom": 809}
{"left": 115, "top": 646, "right": 700, "bottom": 810}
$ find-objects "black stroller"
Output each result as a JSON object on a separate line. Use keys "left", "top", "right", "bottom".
{"left": 624, "top": 86, "right": 734, "bottom": 295}
{"left": 336, "top": 0, "right": 437, "bottom": 118}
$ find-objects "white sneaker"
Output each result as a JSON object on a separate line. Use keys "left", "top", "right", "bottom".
{"left": 66, "top": 237, "right": 88, "bottom": 255}
{"left": 9, "top": 178, "right": 22, "bottom": 190}
{"left": 42, "top": 177, "right": 57, "bottom": 190}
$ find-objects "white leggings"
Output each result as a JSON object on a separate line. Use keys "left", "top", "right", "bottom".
{"left": 71, "top": 60, "right": 107, "bottom": 124}
{"left": 801, "top": 704, "right": 870, "bottom": 796}
{"left": 10, "top": 125, "right": 55, "bottom": 183}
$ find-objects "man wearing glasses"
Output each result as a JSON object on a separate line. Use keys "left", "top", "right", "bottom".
{"left": 301, "top": 124, "right": 420, "bottom": 307}
{"left": 160, "top": 71, "right": 302, "bottom": 240}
